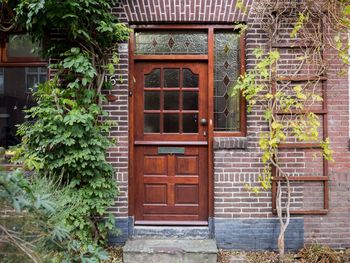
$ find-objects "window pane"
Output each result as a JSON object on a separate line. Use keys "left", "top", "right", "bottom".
{"left": 164, "top": 69, "right": 179, "bottom": 88}
{"left": 0, "top": 67, "right": 47, "bottom": 150}
{"left": 183, "top": 114, "right": 198, "bottom": 133}
{"left": 144, "top": 91, "right": 160, "bottom": 110}
{"left": 183, "top": 92, "right": 198, "bottom": 110}
{"left": 7, "top": 34, "right": 41, "bottom": 58}
{"left": 214, "top": 31, "right": 241, "bottom": 131}
{"left": 182, "top": 68, "right": 199, "bottom": 87}
{"left": 164, "top": 91, "right": 179, "bottom": 110}
{"left": 135, "top": 31, "right": 208, "bottom": 55}
{"left": 0, "top": 68, "right": 4, "bottom": 95}
{"left": 164, "top": 114, "right": 179, "bottom": 133}
{"left": 145, "top": 68, "right": 160, "bottom": 87}
{"left": 26, "top": 75, "right": 38, "bottom": 92}
{"left": 144, "top": 114, "right": 160, "bottom": 133}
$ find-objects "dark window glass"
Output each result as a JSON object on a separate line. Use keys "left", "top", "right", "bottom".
{"left": 182, "top": 68, "right": 199, "bottom": 87}
{"left": 144, "top": 114, "right": 160, "bottom": 133}
{"left": 135, "top": 31, "right": 208, "bottom": 55}
{"left": 164, "top": 114, "right": 179, "bottom": 133}
{"left": 164, "top": 91, "right": 179, "bottom": 110}
{"left": 7, "top": 34, "right": 41, "bottom": 58}
{"left": 0, "top": 67, "right": 47, "bottom": 151}
{"left": 214, "top": 31, "right": 241, "bottom": 131}
{"left": 144, "top": 91, "right": 160, "bottom": 110}
{"left": 145, "top": 68, "right": 160, "bottom": 87}
{"left": 25, "top": 67, "right": 47, "bottom": 92}
{"left": 183, "top": 92, "right": 198, "bottom": 110}
{"left": 183, "top": 114, "right": 198, "bottom": 133}
{"left": 164, "top": 69, "right": 179, "bottom": 87}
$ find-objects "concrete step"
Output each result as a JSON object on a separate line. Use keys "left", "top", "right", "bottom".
{"left": 133, "top": 226, "right": 211, "bottom": 239}
{"left": 123, "top": 238, "right": 218, "bottom": 263}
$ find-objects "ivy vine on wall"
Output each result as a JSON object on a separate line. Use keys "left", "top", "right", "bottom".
{"left": 234, "top": 0, "right": 350, "bottom": 258}
{"left": 0, "top": 0, "right": 130, "bottom": 259}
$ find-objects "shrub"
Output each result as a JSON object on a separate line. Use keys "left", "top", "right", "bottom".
{"left": 298, "top": 244, "right": 341, "bottom": 263}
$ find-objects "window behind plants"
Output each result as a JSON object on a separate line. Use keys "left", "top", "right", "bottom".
{"left": 0, "top": 33, "right": 47, "bottom": 153}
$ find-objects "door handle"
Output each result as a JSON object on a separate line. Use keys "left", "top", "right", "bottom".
{"left": 200, "top": 118, "right": 208, "bottom": 126}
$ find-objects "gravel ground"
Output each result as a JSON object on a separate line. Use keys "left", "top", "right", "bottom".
{"left": 105, "top": 247, "right": 350, "bottom": 263}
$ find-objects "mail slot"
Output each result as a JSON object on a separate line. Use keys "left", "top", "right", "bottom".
{"left": 158, "top": 147, "right": 185, "bottom": 155}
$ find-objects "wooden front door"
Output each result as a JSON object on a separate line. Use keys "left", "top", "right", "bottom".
{"left": 133, "top": 61, "right": 208, "bottom": 224}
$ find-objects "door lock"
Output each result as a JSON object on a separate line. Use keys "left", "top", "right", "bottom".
{"left": 200, "top": 118, "right": 208, "bottom": 126}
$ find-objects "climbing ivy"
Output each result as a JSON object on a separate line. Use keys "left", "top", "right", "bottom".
{"left": 0, "top": 0, "right": 130, "bottom": 251}
{"left": 233, "top": 0, "right": 344, "bottom": 257}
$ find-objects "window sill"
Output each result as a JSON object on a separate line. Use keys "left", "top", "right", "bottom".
{"left": 1, "top": 163, "right": 22, "bottom": 171}
{"left": 213, "top": 137, "right": 247, "bottom": 150}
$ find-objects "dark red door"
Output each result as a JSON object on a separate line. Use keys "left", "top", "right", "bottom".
{"left": 134, "top": 62, "right": 208, "bottom": 224}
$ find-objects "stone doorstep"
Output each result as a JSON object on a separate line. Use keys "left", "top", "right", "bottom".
{"left": 132, "top": 226, "right": 211, "bottom": 239}
{"left": 123, "top": 238, "right": 218, "bottom": 263}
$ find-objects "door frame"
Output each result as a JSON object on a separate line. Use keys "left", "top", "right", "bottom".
{"left": 128, "top": 24, "right": 246, "bottom": 224}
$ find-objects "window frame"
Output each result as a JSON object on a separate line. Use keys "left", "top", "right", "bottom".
{"left": 130, "top": 24, "right": 247, "bottom": 137}
{"left": 0, "top": 32, "right": 48, "bottom": 169}
{"left": 0, "top": 32, "right": 47, "bottom": 66}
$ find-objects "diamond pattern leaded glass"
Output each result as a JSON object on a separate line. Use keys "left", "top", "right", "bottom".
{"left": 214, "top": 32, "right": 240, "bottom": 131}
{"left": 135, "top": 31, "right": 208, "bottom": 55}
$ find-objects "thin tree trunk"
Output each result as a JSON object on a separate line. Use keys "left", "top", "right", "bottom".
{"left": 276, "top": 177, "right": 291, "bottom": 260}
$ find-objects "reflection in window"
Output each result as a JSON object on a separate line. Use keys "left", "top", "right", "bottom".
{"left": 144, "top": 68, "right": 161, "bottom": 87}
{"left": 144, "top": 114, "right": 160, "bottom": 133}
{"left": 8, "top": 34, "right": 41, "bottom": 58}
{"left": 144, "top": 91, "right": 160, "bottom": 110}
{"left": 164, "top": 114, "right": 179, "bottom": 133}
{"left": 214, "top": 31, "right": 240, "bottom": 131}
{"left": 26, "top": 67, "right": 47, "bottom": 92}
{"left": 164, "top": 91, "right": 179, "bottom": 110}
{"left": 183, "top": 92, "right": 198, "bottom": 110}
{"left": 0, "top": 68, "right": 4, "bottom": 95}
{"left": 182, "top": 68, "right": 199, "bottom": 87}
{"left": 183, "top": 114, "right": 198, "bottom": 133}
{"left": 0, "top": 67, "right": 47, "bottom": 150}
{"left": 143, "top": 67, "right": 200, "bottom": 134}
{"left": 164, "top": 69, "right": 180, "bottom": 87}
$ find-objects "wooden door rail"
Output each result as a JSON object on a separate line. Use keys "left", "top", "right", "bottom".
{"left": 134, "top": 55, "right": 208, "bottom": 61}
{"left": 275, "top": 109, "right": 328, "bottom": 115}
{"left": 272, "top": 209, "right": 328, "bottom": 215}
{"left": 134, "top": 140, "right": 208, "bottom": 146}
{"left": 278, "top": 143, "right": 322, "bottom": 149}
{"left": 272, "top": 41, "right": 316, "bottom": 49}
{"left": 272, "top": 176, "right": 328, "bottom": 181}
{"left": 277, "top": 75, "right": 327, "bottom": 82}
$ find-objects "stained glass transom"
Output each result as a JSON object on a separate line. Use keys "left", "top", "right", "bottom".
{"left": 135, "top": 31, "right": 208, "bottom": 55}
{"left": 214, "top": 32, "right": 240, "bottom": 131}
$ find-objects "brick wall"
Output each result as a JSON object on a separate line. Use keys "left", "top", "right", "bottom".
{"left": 119, "top": 0, "right": 251, "bottom": 23}
{"left": 304, "top": 36, "right": 350, "bottom": 248}
{"left": 108, "top": 0, "right": 350, "bottom": 249}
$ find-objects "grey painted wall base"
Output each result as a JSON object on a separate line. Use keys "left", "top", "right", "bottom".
{"left": 214, "top": 218, "right": 304, "bottom": 251}
{"left": 109, "top": 217, "right": 132, "bottom": 245}
{"left": 109, "top": 217, "right": 304, "bottom": 251}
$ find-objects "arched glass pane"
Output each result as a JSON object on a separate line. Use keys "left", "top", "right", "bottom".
{"left": 144, "top": 68, "right": 160, "bottom": 87}
{"left": 182, "top": 68, "right": 199, "bottom": 88}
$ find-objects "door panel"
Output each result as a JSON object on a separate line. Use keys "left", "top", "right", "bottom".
{"left": 134, "top": 62, "right": 208, "bottom": 223}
